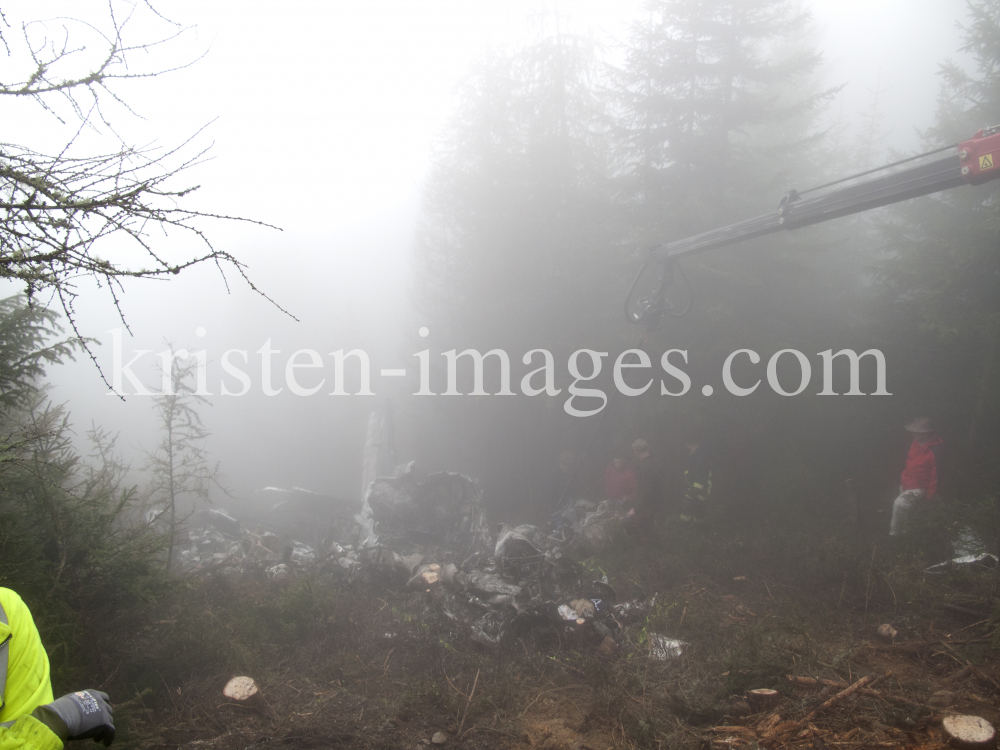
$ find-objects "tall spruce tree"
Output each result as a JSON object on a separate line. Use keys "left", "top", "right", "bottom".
{"left": 613, "top": 0, "right": 831, "bottom": 242}
{"left": 609, "top": 0, "right": 843, "bottom": 417}
{"left": 873, "top": 0, "right": 1000, "bottom": 489}
{"left": 416, "top": 31, "right": 620, "bottom": 348}
{"left": 144, "top": 352, "right": 225, "bottom": 570}
{"left": 412, "top": 28, "right": 624, "bottom": 518}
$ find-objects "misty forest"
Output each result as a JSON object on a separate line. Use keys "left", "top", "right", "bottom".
{"left": 1, "top": 0, "right": 1000, "bottom": 749}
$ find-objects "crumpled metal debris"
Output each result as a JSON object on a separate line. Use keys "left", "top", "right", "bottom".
{"left": 924, "top": 552, "right": 999, "bottom": 574}
{"left": 458, "top": 570, "right": 523, "bottom": 599}
{"left": 358, "top": 471, "right": 491, "bottom": 557}
{"left": 191, "top": 508, "right": 240, "bottom": 537}
{"left": 470, "top": 609, "right": 509, "bottom": 646}
{"left": 267, "top": 564, "right": 292, "bottom": 580}
{"left": 176, "top": 441, "right": 654, "bottom": 658}
{"left": 495, "top": 525, "right": 545, "bottom": 559}
{"left": 290, "top": 542, "right": 316, "bottom": 566}
{"left": 648, "top": 634, "right": 687, "bottom": 660}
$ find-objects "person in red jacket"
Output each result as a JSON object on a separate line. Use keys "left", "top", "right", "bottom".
{"left": 889, "top": 418, "right": 944, "bottom": 536}
{"left": 604, "top": 453, "right": 636, "bottom": 507}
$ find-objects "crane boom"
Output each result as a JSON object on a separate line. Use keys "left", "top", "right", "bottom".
{"left": 626, "top": 126, "right": 1000, "bottom": 325}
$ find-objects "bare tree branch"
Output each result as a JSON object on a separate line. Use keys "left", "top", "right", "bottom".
{"left": 0, "top": 2, "right": 292, "bottom": 388}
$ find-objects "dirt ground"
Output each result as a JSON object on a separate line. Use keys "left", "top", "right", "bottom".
{"left": 111, "top": 545, "right": 1000, "bottom": 750}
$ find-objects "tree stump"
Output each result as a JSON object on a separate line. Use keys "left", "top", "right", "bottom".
{"left": 223, "top": 676, "right": 266, "bottom": 714}
{"left": 746, "top": 688, "right": 781, "bottom": 713}
{"left": 942, "top": 715, "right": 995, "bottom": 749}
{"left": 876, "top": 623, "right": 898, "bottom": 641}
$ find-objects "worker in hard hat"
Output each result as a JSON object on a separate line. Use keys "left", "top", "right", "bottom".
{"left": 0, "top": 587, "right": 115, "bottom": 748}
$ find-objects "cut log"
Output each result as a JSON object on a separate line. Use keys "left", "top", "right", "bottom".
{"left": 746, "top": 688, "right": 781, "bottom": 713}
{"left": 942, "top": 715, "right": 995, "bottom": 749}
{"left": 223, "top": 676, "right": 265, "bottom": 712}
{"left": 756, "top": 713, "right": 782, "bottom": 734}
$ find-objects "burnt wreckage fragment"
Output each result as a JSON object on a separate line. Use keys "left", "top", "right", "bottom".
{"left": 171, "top": 465, "right": 668, "bottom": 653}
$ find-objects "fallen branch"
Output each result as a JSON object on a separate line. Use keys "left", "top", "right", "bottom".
{"left": 938, "top": 641, "right": 1000, "bottom": 692}
{"left": 803, "top": 673, "right": 882, "bottom": 722}
{"left": 947, "top": 619, "right": 990, "bottom": 639}
{"left": 519, "top": 684, "right": 585, "bottom": 718}
{"left": 756, "top": 713, "right": 782, "bottom": 734}
{"left": 709, "top": 726, "right": 756, "bottom": 735}
{"left": 863, "top": 642, "right": 927, "bottom": 655}
{"left": 787, "top": 675, "right": 843, "bottom": 688}
{"left": 944, "top": 603, "right": 988, "bottom": 619}
{"left": 785, "top": 675, "right": 921, "bottom": 709}
{"left": 457, "top": 669, "right": 479, "bottom": 738}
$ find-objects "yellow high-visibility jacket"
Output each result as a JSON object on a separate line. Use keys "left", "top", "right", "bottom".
{"left": 0, "top": 589, "right": 61, "bottom": 750}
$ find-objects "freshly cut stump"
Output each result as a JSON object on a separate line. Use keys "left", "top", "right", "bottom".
{"left": 223, "top": 676, "right": 265, "bottom": 712}
{"left": 942, "top": 715, "right": 995, "bottom": 749}
{"left": 746, "top": 689, "right": 781, "bottom": 713}
{"left": 876, "top": 623, "right": 898, "bottom": 641}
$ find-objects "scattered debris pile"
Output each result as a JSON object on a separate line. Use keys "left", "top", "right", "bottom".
{"left": 351, "top": 476, "right": 647, "bottom": 650}
{"left": 171, "top": 469, "right": 670, "bottom": 655}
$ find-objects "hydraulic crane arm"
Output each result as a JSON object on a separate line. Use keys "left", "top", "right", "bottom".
{"left": 625, "top": 125, "right": 1000, "bottom": 325}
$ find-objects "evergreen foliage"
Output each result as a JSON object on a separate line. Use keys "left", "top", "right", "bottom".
{"left": 0, "top": 296, "right": 168, "bottom": 686}
{"left": 873, "top": 0, "right": 1000, "bottom": 488}
{"left": 144, "top": 352, "right": 225, "bottom": 570}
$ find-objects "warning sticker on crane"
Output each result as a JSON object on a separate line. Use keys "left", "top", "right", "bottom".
{"left": 980, "top": 153, "right": 994, "bottom": 170}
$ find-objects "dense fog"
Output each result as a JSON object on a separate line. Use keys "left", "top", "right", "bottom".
{"left": 1, "top": 0, "right": 995, "bottom": 529}
{"left": 3, "top": 2, "right": 1000, "bottom": 748}
{"left": 0, "top": 2, "right": 996, "bottom": 532}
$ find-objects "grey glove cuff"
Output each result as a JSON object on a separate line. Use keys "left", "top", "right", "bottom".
{"left": 0, "top": 708, "right": 69, "bottom": 741}
{"left": 46, "top": 689, "right": 114, "bottom": 746}
{"left": 30, "top": 705, "right": 70, "bottom": 741}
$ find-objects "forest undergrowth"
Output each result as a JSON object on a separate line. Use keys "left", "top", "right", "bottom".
{"left": 62, "top": 497, "right": 1000, "bottom": 750}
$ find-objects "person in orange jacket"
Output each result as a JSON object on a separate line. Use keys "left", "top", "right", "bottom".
{"left": 0, "top": 587, "right": 115, "bottom": 748}
{"left": 889, "top": 418, "right": 944, "bottom": 536}
{"left": 624, "top": 439, "right": 665, "bottom": 543}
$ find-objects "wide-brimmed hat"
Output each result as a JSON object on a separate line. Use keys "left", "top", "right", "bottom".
{"left": 905, "top": 417, "right": 934, "bottom": 433}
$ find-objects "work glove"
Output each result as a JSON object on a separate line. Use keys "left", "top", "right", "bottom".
{"left": 45, "top": 689, "right": 115, "bottom": 746}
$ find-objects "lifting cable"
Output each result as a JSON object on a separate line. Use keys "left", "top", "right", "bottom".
{"left": 797, "top": 141, "right": 961, "bottom": 197}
